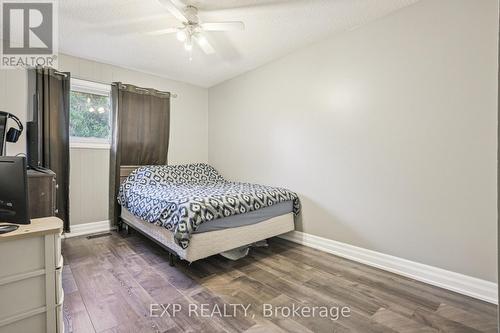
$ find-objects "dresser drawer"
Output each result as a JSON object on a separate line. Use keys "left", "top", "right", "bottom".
{"left": 0, "top": 237, "right": 44, "bottom": 279}
{"left": 0, "top": 312, "right": 46, "bottom": 333}
{"left": 0, "top": 217, "right": 63, "bottom": 333}
{"left": 0, "top": 275, "right": 45, "bottom": 322}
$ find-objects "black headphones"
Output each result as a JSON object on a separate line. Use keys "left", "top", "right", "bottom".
{"left": 0, "top": 111, "right": 23, "bottom": 143}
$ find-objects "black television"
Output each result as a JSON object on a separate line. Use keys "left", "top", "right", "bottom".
{"left": 27, "top": 69, "right": 42, "bottom": 168}
{"left": 0, "top": 112, "right": 7, "bottom": 156}
{"left": 0, "top": 156, "right": 29, "bottom": 224}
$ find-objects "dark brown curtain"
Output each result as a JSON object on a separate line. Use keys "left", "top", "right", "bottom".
{"left": 35, "top": 67, "right": 71, "bottom": 232}
{"left": 109, "top": 83, "right": 171, "bottom": 224}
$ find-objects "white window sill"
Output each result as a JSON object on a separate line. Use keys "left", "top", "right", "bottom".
{"left": 70, "top": 142, "right": 111, "bottom": 150}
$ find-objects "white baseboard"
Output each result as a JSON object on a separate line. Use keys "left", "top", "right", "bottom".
{"left": 279, "top": 231, "right": 498, "bottom": 304}
{"left": 64, "top": 220, "right": 116, "bottom": 238}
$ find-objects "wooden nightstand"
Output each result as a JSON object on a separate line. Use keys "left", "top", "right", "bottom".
{"left": 0, "top": 217, "right": 64, "bottom": 333}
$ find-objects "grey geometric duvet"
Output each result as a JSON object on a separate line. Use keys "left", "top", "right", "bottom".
{"left": 118, "top": 163, "right": 300, "bottom": 249}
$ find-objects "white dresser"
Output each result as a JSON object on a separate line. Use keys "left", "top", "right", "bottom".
{"left": 0, "top": 218, "right": 64, "bottom": 333}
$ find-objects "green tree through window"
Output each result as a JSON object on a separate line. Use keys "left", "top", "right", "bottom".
{"left": 70, "top": 90, "right": 111, "bottom": 140}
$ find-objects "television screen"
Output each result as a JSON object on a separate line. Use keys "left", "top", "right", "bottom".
{"left": 27, "top": 71, "right": 41, "bottom": 167}
{"left": 0, "top": 156, "right": 29, "bottom": 224}
{"left": 0, "top": 112, "right": 7, "bottom": 156}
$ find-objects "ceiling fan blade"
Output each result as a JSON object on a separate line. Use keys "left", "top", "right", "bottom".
{"left": 201, "top": 21, "right": 245, "bottom": 31}
{"left": 157, "top": 0, "right": 188, "bottom": 23}
{"left": 194, "top": 34, "right": 215, "bottom": 54}
{"left": 145, "top": 27, "right": 179, "bottom": 36}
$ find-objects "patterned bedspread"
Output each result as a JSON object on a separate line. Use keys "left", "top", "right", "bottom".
{"left": 118, "top": 164, "right": 300, "bottom": 249}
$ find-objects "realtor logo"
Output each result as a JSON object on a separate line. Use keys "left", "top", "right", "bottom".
{"left": 1, "top": 0, "right": 58, "bottom": 68}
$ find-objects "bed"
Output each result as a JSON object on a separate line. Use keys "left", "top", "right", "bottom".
{"left": 118, "top": 163, "right": 300, "bottom": 263}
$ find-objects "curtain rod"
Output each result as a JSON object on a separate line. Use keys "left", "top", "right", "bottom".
{"left": 54, "top": 70, "right": 68, "bottom": 77}
{"left": 39, "top": 71, "right": 178, "bottom": 98}
{"left": 72, "top": 76, "right": 178, "bottom": 98}
{"left": 114, "top": 83, "right": 176, "bottom": 98}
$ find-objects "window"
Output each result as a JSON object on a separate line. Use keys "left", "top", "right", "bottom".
{"left": 70, "top": 78, "right": 111, "bottom": 149}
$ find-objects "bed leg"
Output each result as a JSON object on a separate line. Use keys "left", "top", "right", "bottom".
{"left": 126, "top": 224, "right": 131, "bottom": 235}
{"left": 117, "top": 220, "right": 122, "bottom": 232}
{"left": 168, "top": 253, "right": 175, "bottom": 267}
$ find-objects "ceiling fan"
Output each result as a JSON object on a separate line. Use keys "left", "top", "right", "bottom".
{"left": 147, "top": 0, "right": 245, "bottom": 56}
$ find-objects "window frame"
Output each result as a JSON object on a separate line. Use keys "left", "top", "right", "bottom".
{"left": 69, "top": 78, "right": 112, "bottom": 150}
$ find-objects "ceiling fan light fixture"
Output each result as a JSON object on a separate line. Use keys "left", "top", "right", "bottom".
{"left": 147, "top": 1, "right": 245, "bottom": 57}
{"left": 176, "top": 29, "right": 187, "bottom": 42}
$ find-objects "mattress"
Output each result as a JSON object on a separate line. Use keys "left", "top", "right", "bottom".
{"left": 119, "top": 164, "right": 300, "bottom": 249}
{"left": 121, "top": 208, "right": 295, "bottom": 262}
{"left": 194, "top": 200, "right": 293, "bottom": 233}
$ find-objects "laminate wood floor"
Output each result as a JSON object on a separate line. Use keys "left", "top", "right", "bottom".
{"left": 62, "top": 231, "right": 498, "bottom": 333}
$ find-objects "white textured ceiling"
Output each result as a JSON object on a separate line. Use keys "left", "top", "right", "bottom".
{"left": 59, "top": 0, "right": 420, "bottom": 87}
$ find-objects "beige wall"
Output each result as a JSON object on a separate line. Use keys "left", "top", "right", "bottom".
{"left": 208, "top": 0, "right": 498, "bottom": 282}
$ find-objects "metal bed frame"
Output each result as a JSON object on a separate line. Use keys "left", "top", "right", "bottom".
{"left": 117, "top": 218, "right": 178, "bottom": 266}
